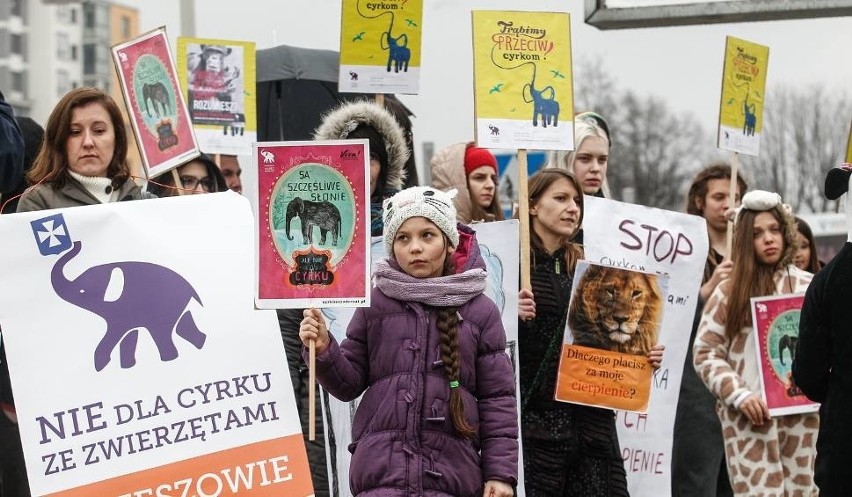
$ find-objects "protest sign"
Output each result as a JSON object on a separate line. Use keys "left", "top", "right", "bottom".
{"left": 254, "top": 140, "right": 371, "bottom": 309}
{"left": 177, "top": 37, "right": 257, "bottom": 156}
{"left": 472, "top": 10, "right": 573, "bottom": 151}
{"left": 750, "top": 294, "right": 820, "bottom": 417}
{"left": 556, "top": 261, "right": 668, "bottom": 412}
{"left": 717, "top": 35, "right": 769, "bottom": 156}
{"left": 339, "top": 0, "right": 423, "bottom": 94}
{"left": 0, "top": 193, "right": 312, "bottom": 496}
{"left": 112, "top": 27, "right": 199, "bottom": 177}
{"left": 319, "top": 220, "right": 525, "bottom": 496}
{"left": 846, "top": 120, "right": 852, "bottom": 163}
{"left": 582, "top": 195, "right": 708, "bottom": 497}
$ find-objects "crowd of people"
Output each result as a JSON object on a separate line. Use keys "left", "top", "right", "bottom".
{"left": 0, "top": 85, "right": 848, "bottom": 497}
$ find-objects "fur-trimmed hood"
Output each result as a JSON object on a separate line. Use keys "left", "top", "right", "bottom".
{"left": 430, "top": 141, "right": 477, "bottom": 223}
{"left": 314, "top": 100, "right": 408, "bottom": 191}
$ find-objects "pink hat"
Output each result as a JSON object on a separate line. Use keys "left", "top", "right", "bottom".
{"left": 463, "top": 146, "right": 498, "bottom": 177}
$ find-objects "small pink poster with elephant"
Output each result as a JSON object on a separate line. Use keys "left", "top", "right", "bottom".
{"left": 112, "top": 27, "right": 200, "bottom": 178}
{"left": 254, "top": 140, "right": 371, "bottom": 309}
{"left": 751, "top": 294, "right": 820, "bottom": 416}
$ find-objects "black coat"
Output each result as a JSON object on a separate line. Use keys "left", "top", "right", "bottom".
{"left": 0, "top": 91, "right": 24, "bottom": 193}
{"left": 793, "top": 242, "right": 852, "bottom": 497}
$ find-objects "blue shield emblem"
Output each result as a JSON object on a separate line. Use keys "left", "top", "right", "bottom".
{"left": 31, "top": 214, "right": 71, "bottom": 256}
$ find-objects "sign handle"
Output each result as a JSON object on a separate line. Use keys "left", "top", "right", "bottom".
{"left": 309, "top": 339, "right": 316, "bottom": 441}
{"left": 171, "top": 168, "right": 184, "bottom": 196}
{"left": 726, "top": 151, "right": 739, "bottom": 256}
{"left": 375, "top": 94, "right": 385, "bottom": 107}
{"left": 518, "top": 149, "right": 531, "bottom": 290}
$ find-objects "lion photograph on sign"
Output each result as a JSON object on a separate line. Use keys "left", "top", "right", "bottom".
{"left": 568, "top": 261, "right": 665, "bottom": 356}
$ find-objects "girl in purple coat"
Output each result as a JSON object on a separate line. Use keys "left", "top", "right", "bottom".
{"left": 300, "top": 186, "right": 518, "bottom": 497}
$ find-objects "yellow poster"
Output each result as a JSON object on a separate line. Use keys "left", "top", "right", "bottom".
{"left": 846, "top": 120, "right": 852, "bottom": 163}
{"left": 472, "top": 10, "right": 574, "bottom": 151}
{"left": 339, "top": 0, "right": 422, "bottom": 94}
{"left": 717, "top": 36, "right": 769, "bottom": 157}
{"left": 176, "top": 37, "right": 256, "bottom": 156}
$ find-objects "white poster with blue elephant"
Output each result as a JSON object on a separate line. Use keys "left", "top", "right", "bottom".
{"left": 319, "top": 219, "right": 526, "bottom": 496}
{"left": 255, "top": 140, "right": 371, "bottom": 310}
{"left": 0, "top": 193, "right": 314, "bottom": 496}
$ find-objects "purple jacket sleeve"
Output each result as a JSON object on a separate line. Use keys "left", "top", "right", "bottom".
{"left": 303, "top": 308, "right": 371, "bottom": 402}
{"left": 0, "top": 92, "right": 24, "bottom": 193}
{"left": 474, "top": 300, "right": 519, "bottom": 485}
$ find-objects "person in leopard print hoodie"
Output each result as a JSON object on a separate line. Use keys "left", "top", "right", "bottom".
{"left": 694, "top": 190, "right": 819, "bottom": 496}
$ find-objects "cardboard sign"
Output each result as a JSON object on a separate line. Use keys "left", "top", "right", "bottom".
{"left": 555, "top": 261, "right": 667, "bottom": 412}
{"left": 339, "top": 0, "right": 423, "bottom": 94}
{"left": 751, "top": 294, "right": 820, "bottom": 417}
{"left": 176, "top": 37, "right": 257, "bottom": 156}
{"left": 254, "top": 141, "right": 371, "bottom": 309}
{"left": 0, "top": 194, "right": 312, "bottom": 496}
{"left": 582, "top": 195, "right": 708, "bottom": 496}
{"left": 472, "top": 10, "right": 574, "bottom": 150}
{"left": 112, "top": 27, "right": 199, "bottom": 177}
{"left": 717, "top": 35, "right": 769, "bottom": 156}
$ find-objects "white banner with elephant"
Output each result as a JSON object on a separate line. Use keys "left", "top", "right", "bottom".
{"left": 0, "top": 193, "right": 312, "bottom": 496}
{"left": 581, "top": 196, "right": 708, "bottom": 497}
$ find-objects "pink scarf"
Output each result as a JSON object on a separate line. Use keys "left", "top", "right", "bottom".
{"left": 373, "top": 259, "right": 486, "bottom": 307}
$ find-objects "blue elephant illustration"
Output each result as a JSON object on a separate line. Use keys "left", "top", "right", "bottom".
{"left": 523, "top": 76, "right": 560, "bottom": 128}
{"left": 285, "top": 197, "right": 342, "bottom": 246}
{"left": 743, "top": 97, "right": 757, "bottom": 136}
{"left": 51, "top": 241, "right": 206, "bottom": 371}
{"left": 383, "top": 31, "right": 410, "bottom": 73}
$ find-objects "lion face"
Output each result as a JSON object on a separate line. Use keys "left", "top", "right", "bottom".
{"left": 572, "top": 265, "right": 663, "bottom": 355}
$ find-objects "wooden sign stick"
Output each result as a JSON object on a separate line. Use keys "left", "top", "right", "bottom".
{"left": 171, "top": 168, "right": 184, "bottom": 196}
{"left": 375, "top": 94, "right": 385, "bottom": 107}
{"left": 308, "top": 338, "right": 316, "bottom": 441}
{"left": 726, "top": 151, "right": 739, "bottom": 256}
{"left": 518, "top": 149, "right": 531, "bottom": 290}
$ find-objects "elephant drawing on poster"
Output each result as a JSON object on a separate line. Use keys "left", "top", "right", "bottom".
{"left": 51, "top": 241, "right": 207, "bottom": 371}
{"left": 522, "top": 65, "right": 559, "bottom": 128}
{"left": 143, "top": 82, "right": 172, "bottom": 118}
{"left": 285, "top": 197, "right": 342, "bottom": 246}
{"left": 778, "top": 334, "right": 798, "bottom": 366}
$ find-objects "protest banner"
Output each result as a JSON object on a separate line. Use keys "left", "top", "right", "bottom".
{"left": 177, "top": 37, "right": 257, "bottom": 156}
{"left": 254, "top": 141, "right": 371, "bottom": 309}
{"left": 750, "top": 294, "right": 820, "bottom": 417}
{"left": 472, "top": 10, "right": 574, "bottom": 151}
{"left": 582, "top": 195, "right": 708, "bottom": 497}
{"left": 339, "top": 0, "right": 423, "bottom": 94}
{"left": 319, "top": 220, "right": 526, "bottom": 496}
{"left": 112, "top": 27, "right": 199, "bottom": 178}
{"left": 717, "top": 35, "right": 769, "bottom": 157}
{"left": 0, "top": 194, "right": 312, "bottom": 496}
{"left": 555, "top": 261, "right": 668, "bottom": 412}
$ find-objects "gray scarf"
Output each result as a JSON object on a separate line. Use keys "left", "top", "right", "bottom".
{"left": 373, "top": 259, "right": 487, "bottom": 307}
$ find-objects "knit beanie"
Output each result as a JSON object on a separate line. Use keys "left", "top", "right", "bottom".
{"left": 382, "top": 186, "right": 460, "bottom": 256}
{"left": 463, "top": 146, "right": 498, "bottom": 177}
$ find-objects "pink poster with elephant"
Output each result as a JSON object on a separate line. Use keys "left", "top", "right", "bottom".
{"left": 112, "top": 27, "right": 200, "bottom": 177}
{"left": 254, "top": 140, "right": 371, "bottom": 309}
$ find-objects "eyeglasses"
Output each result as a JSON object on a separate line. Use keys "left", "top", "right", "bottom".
{"left": 179, "top": 175, "right": 216, "bottom": 192}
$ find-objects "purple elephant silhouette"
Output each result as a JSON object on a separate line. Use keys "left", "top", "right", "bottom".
{"left": 51, "top": 241, "right": 207, "bottom": 371}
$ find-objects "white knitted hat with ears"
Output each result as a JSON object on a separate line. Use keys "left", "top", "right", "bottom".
{"left": 382, "top": 187, "right": 460, "bottom": 256}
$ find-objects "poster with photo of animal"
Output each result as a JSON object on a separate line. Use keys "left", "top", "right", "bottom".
{"left": 177, "top": 37, "right": 257, "bottom": 156}
{"left": 112, "top": 27, "right": 200, "bottom": 177}
{"left": 555, "top": 260, "right": 669, "bottom": 412}
{"left": 750, "top": 294, "right": 820, "bottom": 417}
{"left": 717, "top": 35, "right": 769, "bottom": 156}
{"left": 338, "top": 0, "right": 423, "bottom": 94}
{"left": 471, "top": 10, "right": 574, "bottom": 150}
{"left": 254, "top": 140, "right": 371, "bottom": 309}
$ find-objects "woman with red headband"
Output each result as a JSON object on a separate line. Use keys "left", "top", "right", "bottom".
{"left": 431, "top": 142, "right": 505, "bottom": 223}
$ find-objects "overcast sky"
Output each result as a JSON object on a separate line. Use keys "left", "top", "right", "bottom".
{"left": 122, "top": 0, "right": 852, "bottom": 168}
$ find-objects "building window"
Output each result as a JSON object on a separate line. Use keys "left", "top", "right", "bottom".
{"left": 11, "top": 34, "right": 23, "bottom": 55}
{"left": 11, "top": 0, "right": 23, "bottom": 18}
{"left": 57, "top": 70, "right": 71, "bottom": 96}
{"left": 83, "top": 44, "right": 96, "bottom": 75}
{"left": 71, "top": 45, "right": 78, "bottom": 61}
{"left": 71, "top": 7, "right": 77, "bottom": 24}
{"left": 84, "top": 4, "right": 96, "bottom": 29}
{"left": 121, "top": 16, "right": 132, "bottom": 39}
{"left": 12, "top": 72, "right": 24, "bottom": 93}
{"left": 57, "top": 32, "right": 70, "bottom": 59}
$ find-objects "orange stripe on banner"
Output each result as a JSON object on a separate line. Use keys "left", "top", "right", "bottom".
{"left": 47, "top": 435, "right": 314, "bottom": 497}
